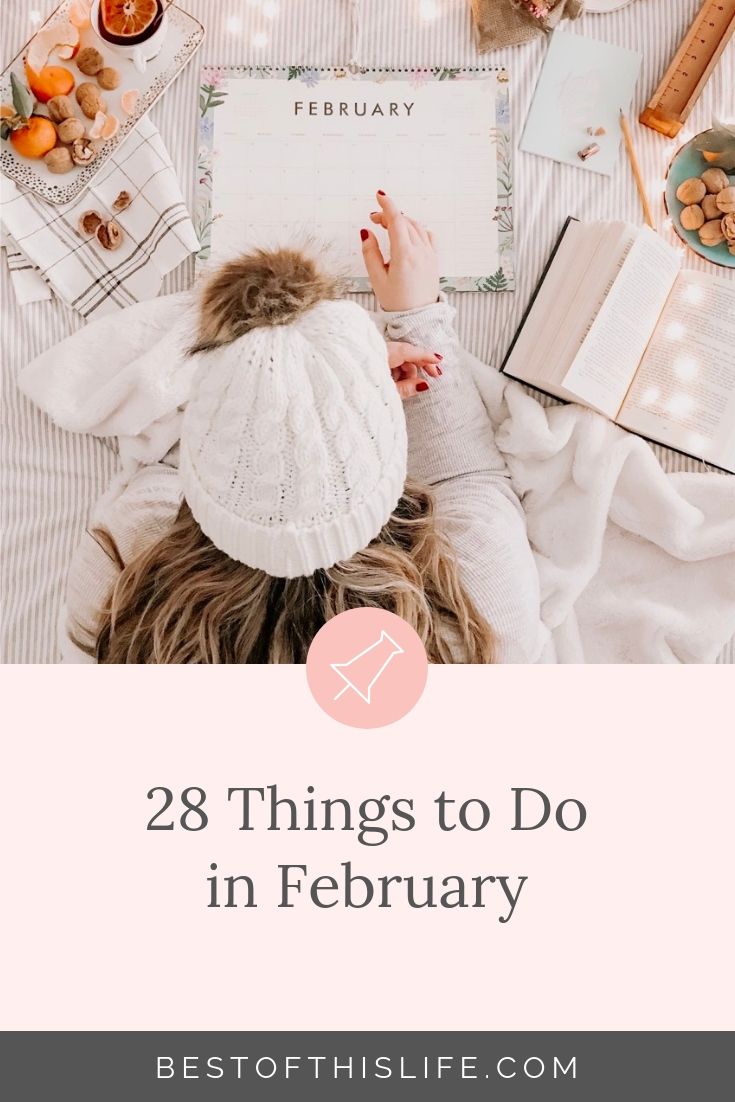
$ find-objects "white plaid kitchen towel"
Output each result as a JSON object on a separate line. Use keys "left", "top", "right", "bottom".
{"left": 1, "top": 226, "right": 53, "bottom": 303}
{"left": 0, "top": 116, "right": 198, "bottom": 317}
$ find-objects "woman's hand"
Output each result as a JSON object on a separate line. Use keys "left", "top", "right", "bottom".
{"left": 360, "top": 191, "right": 440, "bottom": 312}
{"left": 386, "top": 341, "right": 442, "bottom": 400}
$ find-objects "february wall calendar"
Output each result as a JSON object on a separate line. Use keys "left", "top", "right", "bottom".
{"left": 195, "top": 66, "right": 514, "bottom": 292}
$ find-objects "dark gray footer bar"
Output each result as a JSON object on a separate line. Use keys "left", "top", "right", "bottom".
{"left": 0, "top": 1032, "right": 730, "bottom": 1100}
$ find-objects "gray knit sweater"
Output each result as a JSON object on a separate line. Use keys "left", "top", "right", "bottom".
{"left": 62, "top": 302, "right": 543, "bottom": 663}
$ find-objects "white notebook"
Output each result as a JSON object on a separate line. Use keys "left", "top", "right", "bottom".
{"left": 195, "top": 65, "right": 515, "bottom": 292}
{"left": 520, "top": 30, "right": 641, "bottom": 176}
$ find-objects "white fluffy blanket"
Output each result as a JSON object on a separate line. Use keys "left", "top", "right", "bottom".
{"left": 19, "top": 292, "right": 735, "bottom": 663}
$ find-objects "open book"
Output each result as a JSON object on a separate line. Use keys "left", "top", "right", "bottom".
{"left": 502, "top": 219, "right": 735, "bottom": 473}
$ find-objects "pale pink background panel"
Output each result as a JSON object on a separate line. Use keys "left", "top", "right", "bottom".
{"left": 1, "top": 666, "right": 732, "bottom": 1031}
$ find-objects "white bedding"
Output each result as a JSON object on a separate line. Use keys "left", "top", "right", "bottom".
{"left": 19, "top": 291, "right": 735, "bottom": 664}
{"left": 2, "top": 0, "right": 734, "bottom": 662}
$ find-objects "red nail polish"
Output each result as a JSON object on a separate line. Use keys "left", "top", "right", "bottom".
{"left": 416, "top": 381, "right": 429, "bottom": 393}
{"left": 436, "top": 366, "right": 443, "bottom": 376}
{"left": 434, "top": 352, "right": 443, "bottom": 360}
{"left": 377, "top": 189, "right": 386, "bottom": 196}
{"left": 360, "top": 229, "right": 369, "bottom": 241}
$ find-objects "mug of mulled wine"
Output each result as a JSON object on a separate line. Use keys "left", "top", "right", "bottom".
{"left": 90, "top": 0, "right": 169, "bottom": 74}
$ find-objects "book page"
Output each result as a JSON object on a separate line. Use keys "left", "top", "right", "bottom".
{"left": 618, "top": 271, "right": 735, "bottom": 472}
{"left": 560, "top": 227, "right": 681, "bottom": 419}
{"left": 503, "top": 220, "right": 639, "bottom": 392}
{"left": 203, "top": 71, "right": 509, "bottom": 291}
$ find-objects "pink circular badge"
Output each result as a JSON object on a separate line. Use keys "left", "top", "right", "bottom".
{"left": 306, "top": 608, "right": 428, "bottom": 729}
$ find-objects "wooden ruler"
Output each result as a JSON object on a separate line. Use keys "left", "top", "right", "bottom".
{"left": 640, "top": 0, "right": 735, "bottom": 137}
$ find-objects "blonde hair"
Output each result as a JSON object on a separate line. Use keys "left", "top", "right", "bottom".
{"left": 78, "top": 482, "right": 495, "bottom": 664}
{"left": 76, "top": 248, "right": 495, "bottom": 663}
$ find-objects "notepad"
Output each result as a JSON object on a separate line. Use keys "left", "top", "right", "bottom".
{"left": 520, "top": 30, "right": 641, "bottom": 176}
{"left": 195, "top": 66, "right": 515, "bottom": 292}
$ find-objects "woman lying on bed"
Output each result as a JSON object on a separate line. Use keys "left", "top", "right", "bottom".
{"left": 63, "top": 191, "right": 542, "bottom": 663}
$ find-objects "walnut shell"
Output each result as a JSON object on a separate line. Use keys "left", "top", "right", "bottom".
{"left": 715, "top": 186, "right": 735, "bottom": 214}
{"left": 112, "top": 190, "right": 132, "bottom": 212}
{"left": 57, "top": 117, "right": 85, "bottom": 143}
{"left": 698, "top": 219, "right": 725, "bottom": 247}
{"left": 96, "top": 220, "right": 123, "bottom": 251}
{"left": 76, "top": 46, "right": 104, "bottom": 76}
{"left": 701, "top": 194, "right": 720, "bottom": 221}
{"left": 47, "top": 94, "right": 75, "bottom": 123}
{"left": 44, "top": 146, "right": 74, "bottom": 174}
{"left": 676, "top": 177, "right": 706, "bottom": 205}
{"left": 700, "top": 167, "right": 730, "bottom": 194}
{"left": 721, "top": 213, "right": 735, "bottom": 244}
{"left": 79, "top": 210, "right": 103, "bottom": 236}
{"left": 97, "top": 67, "right": 121, "bottom": 91}
{"left": 70, "top": 137, "right": 101, "bottom": 166}
{"left": 679, "top": 204, "right": 704, "bottom": 231}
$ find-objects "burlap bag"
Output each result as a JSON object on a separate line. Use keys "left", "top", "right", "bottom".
{"left": 471, "top": 0, "right": 584, "bottom": 52}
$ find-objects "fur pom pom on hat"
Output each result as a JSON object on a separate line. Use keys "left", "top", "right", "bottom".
{"left": 190, "top": 247, "right": 344, "bottom": 353}
{"left": 180, "top": 249, "right": 407, "bottom": 578}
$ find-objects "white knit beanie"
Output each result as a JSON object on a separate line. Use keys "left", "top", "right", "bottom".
{"left": 180, "top": 283, "right": 407, "bottom": 578}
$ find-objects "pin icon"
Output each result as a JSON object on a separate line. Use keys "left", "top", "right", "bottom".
{"left": 331, "top": 630, "right": 404, "bottom": 704}
{"left": 306, "top": 608, "right": 428, "bottom": 728}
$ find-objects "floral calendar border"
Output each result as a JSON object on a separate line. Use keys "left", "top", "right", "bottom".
{"left": 195, "top": 66, "right": 514, "bottom": 293}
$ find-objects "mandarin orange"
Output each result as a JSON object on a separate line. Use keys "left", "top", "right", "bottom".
{"left": 25, "top": 63, "right": 75, "bottom": 104}
{"left": 10, "top": 116, "right": 58, "bottom": 159}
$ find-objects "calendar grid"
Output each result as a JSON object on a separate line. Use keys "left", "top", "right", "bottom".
{"left": 195, "top": 66, "right": 514, "bottom": 293}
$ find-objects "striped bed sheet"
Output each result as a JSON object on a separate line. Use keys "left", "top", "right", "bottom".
{"left": 1, "top": 0, "right": 733, "bottom": 662}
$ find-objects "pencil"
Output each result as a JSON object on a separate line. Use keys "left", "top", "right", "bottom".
{"left": 620, "top": 109, "right": 655, "bottom": 230}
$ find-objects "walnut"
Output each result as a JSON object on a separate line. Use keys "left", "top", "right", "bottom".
{"left": 44, "top": 146, "right": 74, "bottom": 174}
{"left": 79, "top": 210, "right": 103, "bottom": 236}
{"left": 700, "top": 167, "right": 730, "bottom": 194}
{"left": 721, "top": 213, "right": 735, "bottom": 244}
{"left": 96, "top": 220, "right": 123, "bottom": 251}
{"left": 57, "top": 117, "right": 85, "bottom": 143}
{"left": 76, "top": 81, "right": 99, "bottom": 104}
{"left": 70, "top": 137, "right": 101, "bottom": 166}
{"left": 97, "top": 67, "right": 121, "bottom": 90}
{"left": 76, "top": 46, "right": 104, "bottom": 76}
{"left": 676, "top": 177, "right": 706, "bottom": 205}
{"left": 76, "top": 82, "right": 105, "bottom": 119}
{"left": 679, "top": 204, "right": 704, "bottom": 231}
{"left": 715, "top": 186, "right": 735, "bottom": 213}
{"left": 79, "top": 95, "right": 104, "bottom": 120}
{"left": 47, "top": 94, "right": 75, "bottom": 122}
{"left": 112, "top": 190, "right": 132, "bottom": 212}
{"left": 698, "top": 219, "right": 725, "bottom": 247}
{"left": 701, "top": 194, "right": 720, "bottom": 221}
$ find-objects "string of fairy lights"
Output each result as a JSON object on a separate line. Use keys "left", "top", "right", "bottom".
{"left": 25, "top": 1, "right": 444, "bottom": 56}
{"left": 236, "top": 0, "right": 442, "bottom": 49}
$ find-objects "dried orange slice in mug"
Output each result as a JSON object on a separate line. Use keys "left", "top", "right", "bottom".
{"left": 100, "top": 0, "right": 159, "bottom": 39}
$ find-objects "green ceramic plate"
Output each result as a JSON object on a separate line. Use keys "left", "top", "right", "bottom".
{"left": 664, "top": 133, "right": 735, "bottom": 269}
